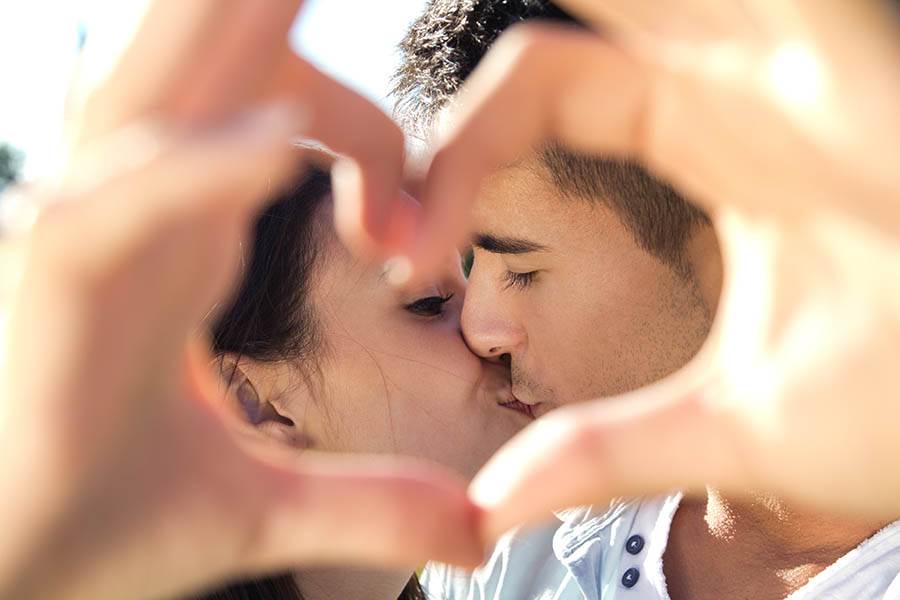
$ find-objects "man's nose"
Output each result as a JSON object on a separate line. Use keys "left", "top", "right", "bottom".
{"left": 461, "top": 278, "right": 526, "bottom": 361}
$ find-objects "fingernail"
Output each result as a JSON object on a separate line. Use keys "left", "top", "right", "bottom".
{"left": 332, "top": 157, "right": 362, "bottom": 201}
{"left": 383, "top": 255, "right": 413, "bottom": 286}
{"left": 469, "top": 466, "right": 506, "bottom": 512}
{"left": 332, "top": 158, "right": 391, "bottom": 242}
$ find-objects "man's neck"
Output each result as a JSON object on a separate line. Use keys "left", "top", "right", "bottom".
{"left": 664, "top": 487, "right": 888, "bottom": 600}
{"left": 295, "top": 567, "right": 412, "bottom": 600}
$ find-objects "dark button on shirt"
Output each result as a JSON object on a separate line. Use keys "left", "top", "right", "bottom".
{"left": 622, "top": 567, "right": 640, "bottom": 589}
{"left": 626, "top": 534, "right": 645, "bottom": 555}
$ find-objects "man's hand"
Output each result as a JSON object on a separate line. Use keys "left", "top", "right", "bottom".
{"left": 0, "top": 2, "right": 480, "bottom": 598}
{"left": 401, "top": 0, "right": 900, "bottom": 539}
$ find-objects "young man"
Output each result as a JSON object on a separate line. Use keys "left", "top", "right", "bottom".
{"left": 393, "top": 1, "right": 900, "bottom": 598}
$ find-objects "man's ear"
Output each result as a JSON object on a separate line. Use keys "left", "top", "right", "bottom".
{"left": 217, "top": 355, "right": 306, "bottom": 449}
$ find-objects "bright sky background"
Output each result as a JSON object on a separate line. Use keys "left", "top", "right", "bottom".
{"left": 0, "top": 0, "right": 426, "bottom": 178}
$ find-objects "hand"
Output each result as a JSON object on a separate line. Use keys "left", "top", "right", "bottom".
{"left": 0, "top": 3, "right": 480, "bottom": 599}
{"left": 67, "top": 0, "right": 417, "bottom": 261}
{"left": 404, "top": 0, "right": 900, "bottom": 538}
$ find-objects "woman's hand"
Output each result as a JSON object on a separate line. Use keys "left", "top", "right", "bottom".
{"left": 67, "top": 0, "right": 416, "bottom": 260}
{"left": 0, "top": 2, "right": 480, "bottom": 598}
{"left": 402, "top": 0, "right": 900, "bottom": 538}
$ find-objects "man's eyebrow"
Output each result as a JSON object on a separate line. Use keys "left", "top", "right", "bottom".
{"left": 473, "top": 233, "right": 549, "bottom": 254}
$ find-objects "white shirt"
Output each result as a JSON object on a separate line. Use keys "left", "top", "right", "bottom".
{"left": 422, "top": 493, "right": 900, "bottom": 599}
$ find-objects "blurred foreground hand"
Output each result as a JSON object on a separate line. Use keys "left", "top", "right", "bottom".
{"left": 0, "top": 2, "right": 480, "bottom": 599}
{"left": 404, "top": 0, "right": 900, "bottom": 539}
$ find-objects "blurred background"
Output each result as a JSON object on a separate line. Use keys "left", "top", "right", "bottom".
{"left": 0, "top": 0, "right": 427, "bottom": 188}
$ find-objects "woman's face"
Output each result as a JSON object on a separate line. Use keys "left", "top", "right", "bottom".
{"left": 239, "top": 203, "right": 531, "bottom": 479}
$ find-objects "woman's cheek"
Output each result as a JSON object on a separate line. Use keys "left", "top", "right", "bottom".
{"left": 432, "top": 323, "right": 482, "bottom": 379}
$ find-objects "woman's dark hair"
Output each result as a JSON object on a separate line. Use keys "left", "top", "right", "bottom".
{"left": 212, "top": 166, "right": 332, "bottom": 367}
{"left": 193, "top": 165, "right": 427, "bottom": 600}
{"left": 196, "top": 572, "right": 427, "bottom": 600}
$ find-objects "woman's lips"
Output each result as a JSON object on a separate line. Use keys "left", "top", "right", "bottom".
{"left": 482, "top": 364, "right": 538, "bottom": 419}
{"left": 498, "top": 397, "right": 536, "bottom": 419}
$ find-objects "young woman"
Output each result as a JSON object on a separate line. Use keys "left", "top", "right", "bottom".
{"left": 194, "top": 160, "right": 532, "bottom": 600}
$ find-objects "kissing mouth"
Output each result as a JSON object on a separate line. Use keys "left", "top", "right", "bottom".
{"left": 498, "top": 391, "right": 537, "bottom": 419}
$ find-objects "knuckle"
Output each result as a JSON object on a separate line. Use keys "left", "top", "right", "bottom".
{"left": 564, "top": 416, "right": 607, "bottom": 460}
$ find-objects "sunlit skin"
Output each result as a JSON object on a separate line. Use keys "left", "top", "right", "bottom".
{"left": 227, "top": 200, "right": 530, "bottom": 600}
{"left": 460, "top": 152, "right": 890, "bottom": 599}
{"left": 442, "top": 0, "right": 900, "bottom": 533}
{"left": 5, "top": 0, "right": 900, "bottom": 598}
{"left": 462, "top": 154, "right": 715, "bottom": 416}
{"left": 231, "top": 200, "right": 529, "bottom": 478}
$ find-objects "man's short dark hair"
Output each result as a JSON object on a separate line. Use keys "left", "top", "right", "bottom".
{"left": 392, "top": 0, "right": 708, "bottom": 271}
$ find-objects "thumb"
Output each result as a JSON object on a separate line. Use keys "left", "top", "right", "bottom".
{"left": 239, "top": 453, "right": 485, "bottom": 574}
{"left": 469, "top": 363, "right": 745, "bottom": 542}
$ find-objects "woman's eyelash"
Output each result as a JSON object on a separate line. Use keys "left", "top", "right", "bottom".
{"left": 503, "top": 270, "right": 536, "bottom": 290}
{"left": 404, "top": 293, "right": 455, "bottom": 317}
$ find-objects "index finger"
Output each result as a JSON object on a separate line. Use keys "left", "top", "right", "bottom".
{"left": 407, "top": 24, "right": 653, "bottom": 284}
{"left": 73, "top": 0, "right": 305, "bottom": 144}
{"left": 265, "top": 55, "right": 411, "bottom": 258}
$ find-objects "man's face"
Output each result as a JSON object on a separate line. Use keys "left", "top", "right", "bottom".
{"left": 461, "top": 156, "right": 714, "bottom": 417}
